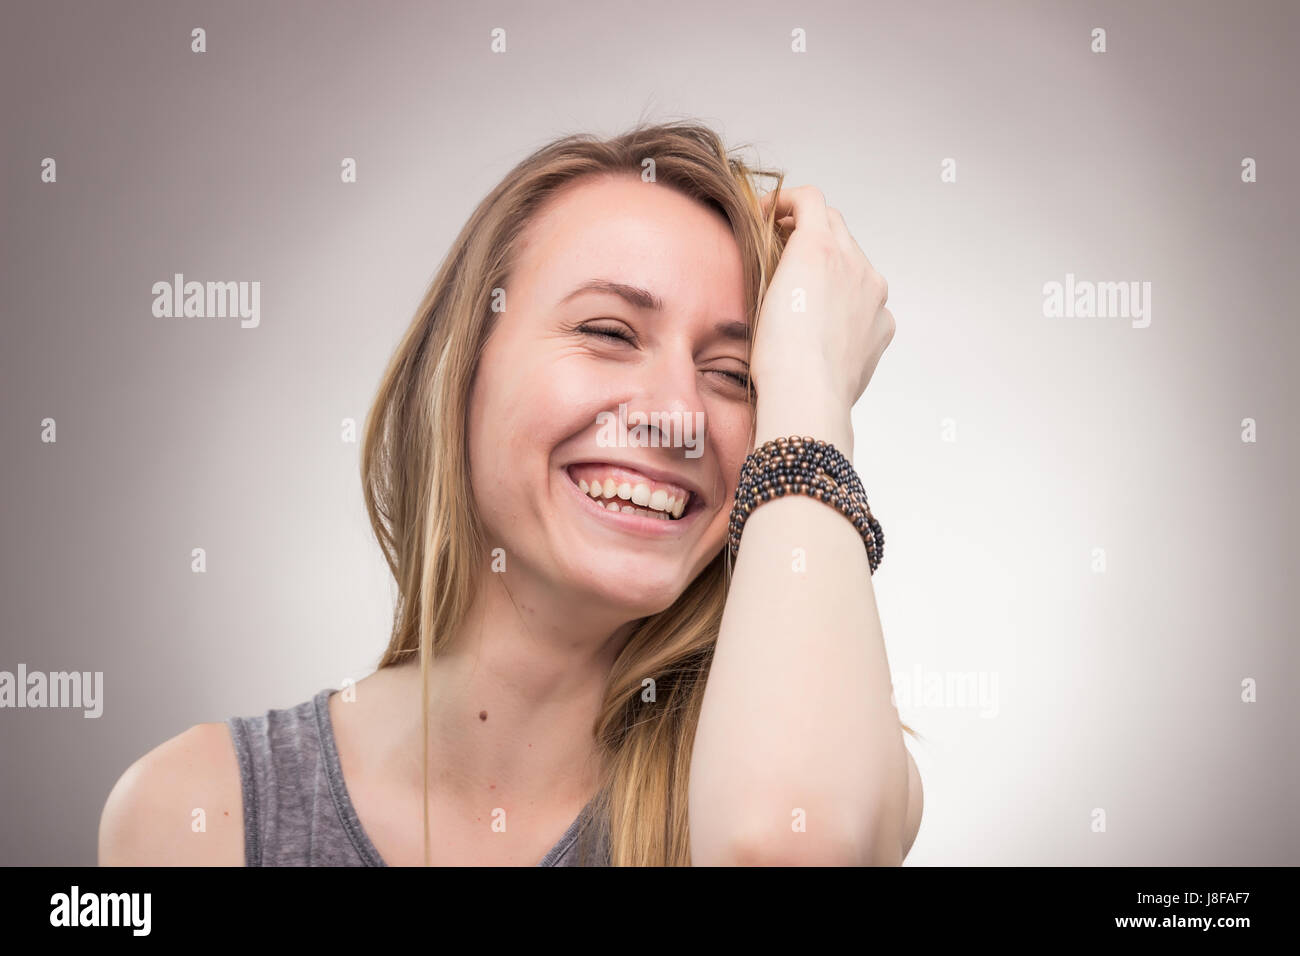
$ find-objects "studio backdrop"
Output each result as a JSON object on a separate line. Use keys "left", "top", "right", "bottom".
{"left": 1, "top": 0, "right": 1295, "bottom": 866}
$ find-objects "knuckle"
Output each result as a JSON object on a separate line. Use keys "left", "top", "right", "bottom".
{"left": 798, "top": 184, "right": 827, "bottom": 205}
{"left": 872, "top": 270, "right": 889, "bottom": 304}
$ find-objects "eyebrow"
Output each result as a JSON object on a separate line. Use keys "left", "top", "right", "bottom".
{"left": 559, "top": 279, "right": 751, "bottom": 343}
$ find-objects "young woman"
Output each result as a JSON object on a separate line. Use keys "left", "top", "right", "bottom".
{"left": 98, "top": 121, "right": 921, "bottom": 866}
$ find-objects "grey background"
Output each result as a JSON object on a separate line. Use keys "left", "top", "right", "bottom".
{"left": 1, "top": 0, "right": 1295, "bottom": 865}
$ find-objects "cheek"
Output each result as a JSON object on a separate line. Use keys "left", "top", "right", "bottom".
{"left": 466, "top": 352, "right": 534, "bottom": 515}
{"left": 466, "top": 348, "right": 593, "bottom": 521}
{"left": 708, "top": 400, "right": 755, "bottom": 505}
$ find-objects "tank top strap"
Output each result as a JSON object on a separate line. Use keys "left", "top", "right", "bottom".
{"left": 225, "top": 688, "right": 382, "bottom": 866}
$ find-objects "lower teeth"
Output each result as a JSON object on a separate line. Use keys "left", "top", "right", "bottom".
{"left": 599, "top": 500, "right": 672, "bottom": 520}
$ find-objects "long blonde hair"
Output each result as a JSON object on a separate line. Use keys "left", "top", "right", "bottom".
{"left": 361, "top": 120, "right": 912, "bottom": 866}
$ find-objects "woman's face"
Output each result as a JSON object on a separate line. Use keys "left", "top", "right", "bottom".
{"left": 467, "top": 172, "right": 753, "bottom": 619}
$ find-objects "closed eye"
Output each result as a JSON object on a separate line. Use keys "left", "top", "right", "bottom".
{"left": 577, "top": 321, "right": 751, "bottom": 391}
{"left": 711, "top": 369, "right": 750, "bottom": 388}
{"left": 578, "top": 321, "right": 635, "bottom": 345}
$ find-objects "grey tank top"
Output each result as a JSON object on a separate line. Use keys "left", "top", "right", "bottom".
{"left": 226, "top": 687, "right": 609, "bottom": 866}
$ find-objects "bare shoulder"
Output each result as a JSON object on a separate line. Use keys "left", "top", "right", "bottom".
{"left": 902, "top": 747, "right": 923, "bottom": 859}
{"left": 98, "top": 721, "right": 244, "bottom": 866}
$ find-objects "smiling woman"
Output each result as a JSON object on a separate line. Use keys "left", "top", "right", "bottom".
{"left": 98, "top": 120, "right": 920, "bottom": 867}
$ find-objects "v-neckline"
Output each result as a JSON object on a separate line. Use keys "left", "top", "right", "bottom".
{"left": 313, "top": 688, "right": 591, "bottom": 866}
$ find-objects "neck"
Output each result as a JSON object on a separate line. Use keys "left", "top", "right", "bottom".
{"left": 389, "top": 571, "right": 636, "bottom": 810}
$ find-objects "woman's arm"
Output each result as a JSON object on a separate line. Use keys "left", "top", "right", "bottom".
{"left": 689, "top": 186, "right": 917, "bottom": 865}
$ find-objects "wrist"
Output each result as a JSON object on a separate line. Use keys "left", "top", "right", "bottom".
{"left": 753, "top": 384, "right": 855, "bottom": 459}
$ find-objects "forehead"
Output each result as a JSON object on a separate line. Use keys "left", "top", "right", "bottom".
{"left": 511, "top": 173, "right": 746, "bottom": 316}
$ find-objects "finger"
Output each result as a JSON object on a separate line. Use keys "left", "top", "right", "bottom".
{"left": 759, "top": 184, "right": 832, "bottom": 235}
{"left": 827, "top": 206, "right": 866, "bottom": 258}
{"left": 826, "top": 207, "right": 887, "bottom": 303}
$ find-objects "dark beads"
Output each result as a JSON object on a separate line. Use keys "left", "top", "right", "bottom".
{"left": 728, "top": 435, "right": 883, "bottom": 574}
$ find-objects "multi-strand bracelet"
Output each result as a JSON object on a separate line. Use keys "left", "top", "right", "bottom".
{"left": 727, "top": 436, "right": 884, "bottom": 574}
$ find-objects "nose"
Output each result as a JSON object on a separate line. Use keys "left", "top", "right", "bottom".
{"left": 621, "top": 346, "right": 709, "bottom": 458}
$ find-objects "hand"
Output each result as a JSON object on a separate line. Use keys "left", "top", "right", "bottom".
{"left": 750, "top": 186, "right": 895, "bottom": 454}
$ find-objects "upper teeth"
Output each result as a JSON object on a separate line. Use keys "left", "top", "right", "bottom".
{"left": 571, "top": 469, "right": 690, "bottom": 519}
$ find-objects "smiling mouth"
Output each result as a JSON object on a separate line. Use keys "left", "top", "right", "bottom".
{"left": 564, "top": 464, "right": 699, "bottom": 521}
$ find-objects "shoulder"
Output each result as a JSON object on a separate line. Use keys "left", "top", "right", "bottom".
{"left": 902, "top": 746, "right": 923, "bottom": 859}
{"left": 98, "top": 721, "right": 244, "bottom": 866}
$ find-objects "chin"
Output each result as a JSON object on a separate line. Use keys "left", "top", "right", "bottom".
{"left": 576, "top": 572, "right": 688, "bottom": 620}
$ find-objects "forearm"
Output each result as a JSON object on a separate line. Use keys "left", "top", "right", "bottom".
{"left": 688, "top": 385, "right": 908, "bottom": 864}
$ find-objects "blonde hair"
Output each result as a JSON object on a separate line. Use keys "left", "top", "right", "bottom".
{"left": 361, "top": 119, "right": 914, "bottom": 866}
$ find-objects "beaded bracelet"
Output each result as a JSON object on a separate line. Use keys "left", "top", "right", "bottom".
{"left": 727, "top": 436, "right": 884, "bottom": 574}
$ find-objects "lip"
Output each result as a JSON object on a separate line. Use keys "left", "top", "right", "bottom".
{"left": 561, "top": 465, "right": 706, "bottom": 536}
